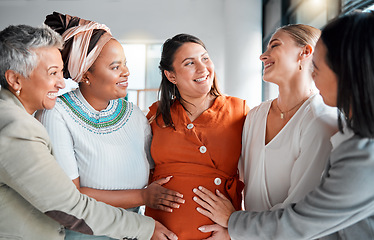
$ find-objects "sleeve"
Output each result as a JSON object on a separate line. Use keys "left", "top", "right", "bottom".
{"left": 271, "top": 112, "right": 337, "bottom": 210}
{"left": 228, "top": 137, "right": 374, "bottom": 240}
{"left": 36, "top": 107, "right": 79, "bottom": 180}
{"left": 0, "top": 118, "right": 155, "bottom": 240}
{"left": 134, "top": 104, "right": 154, "bottom": 169}
{"left": 238, "top": 112, "right": 252, "bottom": 182}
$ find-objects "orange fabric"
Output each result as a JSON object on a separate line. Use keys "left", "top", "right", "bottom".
{"left": 146, "top": 96, "right": 249, "bottom": 240}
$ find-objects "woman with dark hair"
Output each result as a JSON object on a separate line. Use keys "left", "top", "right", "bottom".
{"left": 145, "top": 33, "right": 249, "bottom": 239}
{"left": 37, "top": 12, "right": 181, "bottom": 240}
{"left": 194, "top": 11, "right": 374, "bottom": 240}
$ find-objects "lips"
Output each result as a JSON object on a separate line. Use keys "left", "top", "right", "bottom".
{"left": 264, "top": 62, "right": 274, "bottom": 70}
{"left": 116, "top": 80, "right": 128, "bottom": 87}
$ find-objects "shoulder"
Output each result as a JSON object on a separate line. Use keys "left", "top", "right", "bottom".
{"left": 247, "top": 99, "right": 272, "bottom": 119}
{"left": 0, "top": 103, "right": 49, "bottom": 142}
{"left": 221, "top": 95, "right": 246, "bottom": 106}
{"left": 301, "top": 94, "right": 338, "bottom": 131}
{"left": 146, "top": 101, "right": 159, "bottom": 119}
{"left": 219, "top": 95, "right": 249, "bottom": 114}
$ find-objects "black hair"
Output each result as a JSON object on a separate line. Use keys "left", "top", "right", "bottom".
{"left": 154, "top": 33, "right": 221, "bottom": 128}
{"left": 321, "top": 11, "right": 374, "bottom": 137}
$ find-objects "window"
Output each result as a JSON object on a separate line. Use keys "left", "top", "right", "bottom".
{"left": 123, "top": 43, "right": 162, "bottom": 113}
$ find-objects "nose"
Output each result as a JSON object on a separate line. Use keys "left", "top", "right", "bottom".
{"left": 196, "top": 60, "right": 207, "bottom": 73}
{"left": 121, "top": 65, "right": 130, "bottom": 77}
{"left": 57, "top": 72, "right": 65, "bottom": 89}
{"left": 259, "top": 51, "right": 268, "bottom": 62}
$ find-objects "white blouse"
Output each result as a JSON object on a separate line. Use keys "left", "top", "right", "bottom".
{"left": 37, "top": 89, "right": 152, "bottom": 191}
{"left": 240, "top": 94, "right": 338, "bottom": 211}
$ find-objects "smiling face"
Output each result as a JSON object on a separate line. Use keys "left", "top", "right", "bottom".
{"left": 165, "top": 42, "right": 214, "bottom": 100}
{"left": 20, "top": 47, "right": 65, "bottom": 114}
{"left": 82, "top": 39, "right": 129, "bottom": 109}
{"left": 312, "top": 39, "right": 338, "bottom": 107}
{"left": 260, "top": 30, "right": 303, "bottom": 84}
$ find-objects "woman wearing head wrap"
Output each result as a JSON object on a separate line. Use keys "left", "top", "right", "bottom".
{"left": 37, "top": 12, "right": 183, "bottom": 240}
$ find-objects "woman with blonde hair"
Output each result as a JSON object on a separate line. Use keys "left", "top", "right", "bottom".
{"left": 238, "top": 24, "right": 337, "bottom": 212}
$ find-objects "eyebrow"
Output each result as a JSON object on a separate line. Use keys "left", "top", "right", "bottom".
{"left": 109, "top": 60, "right": 124, "bottom": 66}
{"left": 181, "top": 52, "right": 208, "bottom": 64}
{"left": 268, "top": 38, "right": 280, "bottom": 46}
{"left": 47, "top": 66, "right": 59, "bottom": 71}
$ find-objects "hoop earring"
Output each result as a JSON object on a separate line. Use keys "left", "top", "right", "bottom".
{"left": 16, "top": 89, "right": 21, "bottom": 96}
{"left": 173, "top": 84, "right": 176, "bottom": 99}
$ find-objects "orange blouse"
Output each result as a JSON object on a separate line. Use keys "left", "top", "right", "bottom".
{"left": 145, "top": 95, "right": 249, "bottom": 240}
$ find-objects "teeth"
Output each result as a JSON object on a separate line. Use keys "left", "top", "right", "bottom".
{"left": 47, "top": 92, "right": 58, "bottom": 97}
{"left": 265, "top": 63, "right": 273, "bottom": 68}
{"left": 116, "top": 81, "right": 128, "bottom": 86}
{"left": 194, "top": 76, "right": 207, "bottom": 82}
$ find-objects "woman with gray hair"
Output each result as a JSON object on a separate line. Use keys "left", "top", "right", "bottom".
{"left": 0, "top": 24, "right": 176, "bottom": 240}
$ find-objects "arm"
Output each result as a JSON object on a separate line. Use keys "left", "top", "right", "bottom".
{"left": 73, "top": 176, "right": 184, "bottom": 212}
{"left": 0, "top": 118, "right": 155, "bottom": 239}
{"left": 228, "top": 136, "right": 374, "bottom": 239}
{"left": 38, "top": 106, "right": 184, "bottom": 212}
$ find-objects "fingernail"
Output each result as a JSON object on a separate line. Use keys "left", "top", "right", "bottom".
{"left": 216, "top": 189, "right": 220, "bottom": 193}
{"left": 198, "top": 186, "right": 203, "bottom": 190}
{"left": 198, "top": 227, "right": 205, "bottom": 231}
{"left": 196, "top": 207, "right": 201, "bottom": 212}
{"left": 176, "top": 204, "right": 180, "bottom": 208}
{"left": 193, "top": 188, "right": 197, "bottom": 193}
{"left": 193, "top": 196, "right": 197, "bottom": 201}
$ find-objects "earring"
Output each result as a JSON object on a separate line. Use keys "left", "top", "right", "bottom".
{"left": 16, "top": 89, "right": 20, "bottom": 96}
{"left": 172, "top": 84, "right": 176, "bottom": 99}
{"left": 299, "top": 61, "right": 303, "bottom": 71}
{"left": 85, "top": 80, "right": 90, "bottom": 84}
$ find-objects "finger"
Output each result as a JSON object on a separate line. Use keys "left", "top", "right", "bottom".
{"left": 196, "top": 205, "right": 213, "bottom": 219}
{"left": 162, "top": 229, "right": 178, "bottom": 240}
{"left": 153, "top": 176, "right": 173, "bottom": 185}
{"left": 159, "top": 187, "right": 184, "bottom": 200}
{"left": 198, "top": 186, "right": 220, "bottom": 202}
{"left": 215, "top": 189, "right": 230, "bottom": 201}
{"left": 193, "top": 195, "right": 214, "bottom": 212}
{"left": 193, "top": 188, "right": 216, "bottom": 205}
{"left": 156, "top": 204, "right": 173, "bottom": 212}
{"left": 157, "top": 198, "right": 182, "bottom": 209}
{"left": 198, "top": 224, "right": 218, "bottom": 233}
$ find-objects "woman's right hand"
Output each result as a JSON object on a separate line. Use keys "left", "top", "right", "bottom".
{"left": 151, "top": 221, "right": 178, "bottom": 240}
{"left": 143, "top": 176, "right": 185, "bottom": 212}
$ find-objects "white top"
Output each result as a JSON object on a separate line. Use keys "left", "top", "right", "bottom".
{"left": 240, "top": 94, "right": 338, "bottom": 211}
{"left": 37, "top": 89, "right": 153, "bottom": 190}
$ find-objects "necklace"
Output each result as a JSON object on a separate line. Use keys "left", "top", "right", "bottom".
{"left": 275, "top": 96, "right": 310, "bottom": 119}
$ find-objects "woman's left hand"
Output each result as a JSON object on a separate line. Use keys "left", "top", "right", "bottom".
{"left": 198, "top": 224, "right": 231, "bottom": 240}
{"left": 193, "top": 186, "right": 235, "bottom": 227}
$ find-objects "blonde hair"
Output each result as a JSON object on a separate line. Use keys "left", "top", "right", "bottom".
{"left": 278, "top": 24, "right": 321, "bottom": 48}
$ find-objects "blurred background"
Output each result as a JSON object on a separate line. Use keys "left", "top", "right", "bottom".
{"left": 0, "top": 0, "right": 373, "bottom": 111}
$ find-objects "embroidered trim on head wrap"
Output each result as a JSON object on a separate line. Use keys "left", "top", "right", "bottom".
{"left": 62, "top": 21, "right": 113, "bottom": 83}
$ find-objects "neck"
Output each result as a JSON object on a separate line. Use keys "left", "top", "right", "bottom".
{"left": 181, "top": 93, "right": 214, "bottom": 119}
{"left": 80, "top": 88, "right": 110, "bottom": 111}
{"left": 276, "top": 77, "right": 313, "bottom": 110}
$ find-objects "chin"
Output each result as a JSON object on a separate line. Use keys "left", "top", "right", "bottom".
{"left": 43, "top": 100, "right": 58, "bottom": 110}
